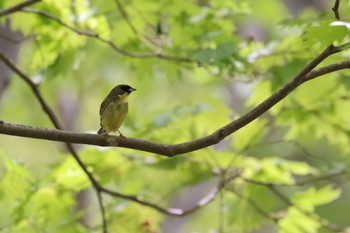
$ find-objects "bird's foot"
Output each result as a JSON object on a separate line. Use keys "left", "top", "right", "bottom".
{"left": 101, "top": 132, "right": 109, "bottom": 140}
{"left": 117, "top": 130, "right": 126, "bottom": 141}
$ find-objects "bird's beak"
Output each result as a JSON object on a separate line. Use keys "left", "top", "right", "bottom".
{"left": 129, "top": 87, "right": 137, "bottom": 92}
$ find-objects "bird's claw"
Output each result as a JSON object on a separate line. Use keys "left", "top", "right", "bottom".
{"left": 117, "top": 133, "right": 126, "bottom": 141}
{"left": 101, "top": 132, "right": 109, "bottom": 140}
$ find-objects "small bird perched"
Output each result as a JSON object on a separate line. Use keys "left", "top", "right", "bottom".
{"left": 97, "top": 84, "right": 136, "bottom": 137}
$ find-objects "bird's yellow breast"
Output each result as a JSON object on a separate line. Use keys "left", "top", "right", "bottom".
{"left": 118, "top": 93, "right": 130, "bottom": 103}
{"left": 100, "top": 102, "right": 128, "bottom": 133}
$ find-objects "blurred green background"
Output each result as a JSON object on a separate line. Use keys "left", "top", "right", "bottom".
{"left": 1, "top": 0, "right": 350, "bottom": 232}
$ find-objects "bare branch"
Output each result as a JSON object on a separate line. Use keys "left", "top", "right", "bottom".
{"left": 0, "top": 45, "right": 348, "bottom": 157}
{"left": 113, "top": 0, "right": 160, "bottom": 48}
{"left": 99, "top": 182, "right": 223, "bottom": 217}
{"left": 332, "top": 0, "right": 341, "bottom": 20}
{"left": 20, "top": 9, "right": 192, "bottom": 63}
{"left": 229, "top": 189, "right": 278, "bottom": 222}
{"left": 96, "top": 191, "right": 108, "bottom": 233}
{"left": 99, "top": 170, "right": 241, "bottom": 217}
{"left": 304, "top": 60, "right": 350, "bottom": 82}
{"left": 0, "top": 0, "right": 41, "bottom": 17}
{"left": 114, "top": 0, "right": 139, "bottom": 36}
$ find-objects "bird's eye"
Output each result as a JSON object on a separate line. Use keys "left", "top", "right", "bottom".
{"left": 121, "top": 85, "right": 130, "bottom": 91}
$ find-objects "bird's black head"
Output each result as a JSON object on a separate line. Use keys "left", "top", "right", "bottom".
{"left": 113, "top": 84, "right": 137, "bottom": 95}
{"left": 120, "top": 84, "right": 137, "bottom": 93}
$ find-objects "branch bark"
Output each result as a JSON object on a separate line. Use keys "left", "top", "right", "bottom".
{"left": 0, "top": 45, "right": 349, "bottom": 157}
{"left": 0, "top": 0, "right": 41, "bottom": 17}
{"left": 332, "top": 0, "right": 341, "bottom": 20}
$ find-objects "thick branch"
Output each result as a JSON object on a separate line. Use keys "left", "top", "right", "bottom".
{"left": 1, "top": 46, "right": 349, "bottom": 157}
{"left": 0, "top": 0, "right": 41, "bottom": 17}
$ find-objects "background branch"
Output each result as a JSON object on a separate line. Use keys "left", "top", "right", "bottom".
{"left": 20, "top": 8, "right": 192, "bottom": 63}
{"left": 0, "top": 51, "right": 109, "bottom": 232}
{"left": 332, "top": 0, "right": 341, "bottom": 20}
{"left": 0, "top": 0, "right": 41, "bottom": 17}
{"left": 98, "top": 172, "right": 235, "bottom": 217}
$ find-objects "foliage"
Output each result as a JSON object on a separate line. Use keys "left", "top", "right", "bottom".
{"left": 1, "top": 0, "right": 350, "bottom": 232}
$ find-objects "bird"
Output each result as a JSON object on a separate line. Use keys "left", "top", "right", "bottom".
{"left": 97, "top": 84, "right": 136, "bottom": 137}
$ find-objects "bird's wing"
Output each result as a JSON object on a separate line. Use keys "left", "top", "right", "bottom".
{"left": 99, "top": 97, "right": 113, "bottom": 116}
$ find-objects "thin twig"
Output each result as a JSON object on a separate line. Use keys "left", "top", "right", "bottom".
{"left": 95, "top": 170, "right": 239, "bottom": 217}
{"left": 0, "top": 0, "right": 41, "bottom": 17}
{"left": 304, "top": 60, "right": 350, "bottom": 82}
{"left": 230, "top": 189, "right": 277, "bottom": 222}
{"left": 96, "top": 190, "right": 108, "bottom": 233}
{"left": 114, "top": 0, "right": 138, "bottom": 36}
{"left": 113, "top": 0, "right": 159, "bottom": 48}
{"left": 20, "top": 8, "right": 192, "bottom": 63}
{"left": 332, "top": 0, "right": 341, "bottom": 20}
{"left": 99, "top": 183, "right": 222, "bottom": 216}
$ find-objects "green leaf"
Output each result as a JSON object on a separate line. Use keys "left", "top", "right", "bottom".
{"left": 279, "top": 207, "right": 320, "bottom": 233}
{"left": 242, "top": 157, "right": 317, "bottom": 185}
{"left": 193, "top": 42, "right": 236, "bottom": 65}
{"left": 292, "top": 186, "right": 341, "bottom": 210}
{"left": 50, "top": 157, "right": 90, "bottom": 191}
{"left": 303, "top": 20, "right": 349, "bottom": 47}
{"left": 0, "top": 154, "right": 33, "bottom": 201}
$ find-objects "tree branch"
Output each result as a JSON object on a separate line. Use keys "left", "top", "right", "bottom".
{"left": 20, "top": 8, "right": 192, "bottom": 63}
{"left": 114, "top": 0, "right": 139, "bottom": 36}
{"left": 0, "top": 51, "right": 109, "bottom": 232}
{"left": 1, "top": 46, "right": 348, "bottom": 157}
{"left": 332, "top": 0, "right": 341, "bottom": 20}
{"left": 0, "top": 49, "right": 235, "bottom": 222}
{"left": 0, "top": 0, "right": 41, "bottom": 17}
{"left": 229, "top": 189, "right": 278, "bottom": 223}
{"left": 98, "top": 177, "right": 227, "bottom": 217}
{"left": 304, "top": 60, "right": 350, "bottom": 82}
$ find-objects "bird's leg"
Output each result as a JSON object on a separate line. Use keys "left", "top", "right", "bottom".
{"left": 117, "top": 130, "right": 126, "bottom": 140}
